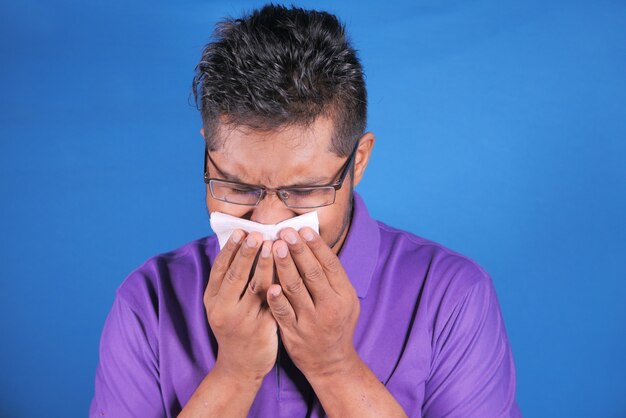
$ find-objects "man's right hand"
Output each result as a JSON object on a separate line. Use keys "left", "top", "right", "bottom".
{"left": 203, "top": 229, "right": 278, "bottom": 384}
{"left": 179, "top": 230, "right": 276, "bottom": 417}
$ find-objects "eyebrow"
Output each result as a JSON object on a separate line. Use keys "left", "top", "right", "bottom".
{"left": 209, "top": 158, "right": 332, "bottom": 188}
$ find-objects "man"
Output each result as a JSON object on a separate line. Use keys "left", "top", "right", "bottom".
{"left": 90, "top": 4, "right": 521, "bottom": 417}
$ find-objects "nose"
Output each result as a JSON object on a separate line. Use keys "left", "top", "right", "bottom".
{"left": 250, "top": 191, "right": 295, "bottom": 225}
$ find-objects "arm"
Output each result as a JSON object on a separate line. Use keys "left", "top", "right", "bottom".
{"left": 179, "top": 231, "right": 278, "bottom": 418}
{"left": 90, "top": 294, "right": 165, "bottom": 418}
{"left": 423, "top": 275, "right": 521, "bottom": 418}
{"left": 266, "top": 227, "right": 407, "bottom": 417}
{"left": 92, "top": 230, "right": 277, "bottom": 418}
{"left": 306, "top": 353, "right": 406, "bottom": 418}
{"left": 177, "top": 364, "right": 262, "bottom": 418}
{"left": 272, "top": 285, "right": 407, "bottom": 417}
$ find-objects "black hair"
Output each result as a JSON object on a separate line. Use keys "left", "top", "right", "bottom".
{"left": 192, "top": 3, "right": 367, "bottom": 157}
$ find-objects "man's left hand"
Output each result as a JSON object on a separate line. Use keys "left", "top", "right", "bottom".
{"left": 266, "top": 226, "right": 361, "bottom": 382}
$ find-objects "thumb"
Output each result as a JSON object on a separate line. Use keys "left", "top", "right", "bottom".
{"left": 266, "top": 285, "right": 295, "bottom": 328}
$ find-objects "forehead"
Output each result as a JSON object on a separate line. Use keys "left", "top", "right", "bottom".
{"left": 211, "top": 116, "right": 344, "bottom": 187}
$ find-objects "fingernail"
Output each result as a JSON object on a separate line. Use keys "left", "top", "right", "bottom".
{"left": 276, "top": 244, "right": 288, "bottom": 259}
{"left": 261, "top": 242, "right": 271, "bottom": 258}
{"left": 283, "top": 231, "right": 297, "bottom": 245}
{"left": 246, "top": 234, "right": 257, "bottom": 248}
{"left": 232, "top": 230, "right": 243, "bottom": 244}
{"left": 270, "top": 286, "right": 282, "bottom": 298}
{"left": 301, "top": 229, "right": 314, "bottom": 242}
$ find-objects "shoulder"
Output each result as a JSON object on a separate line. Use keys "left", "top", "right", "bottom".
{"left": 373, "top": 220, "right": 508, "bottom": 357}
{"left": 375, "top": 220, "right": 493, "bottom": 307}
{"left": 115, "top": 235, "right": 218, "bottom": 313}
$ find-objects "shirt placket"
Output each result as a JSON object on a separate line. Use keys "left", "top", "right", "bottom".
{"left": 276, "top": 337, "right": 314, "bottom": 418}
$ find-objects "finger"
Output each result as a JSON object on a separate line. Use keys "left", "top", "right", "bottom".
{"left": 205, "top": 229, "right": 246, "bottom": 299}
{"left": 241, "top": 240, "right": 274, "bottom": 312}
{"left": 273, "top": 239, "right": 314, "bottom": 315}
{"left": 266, "top": 285, "right": 296, "bottom": 328}
{"left": 300, "top": 227, "right": 350, "bottom": 293}
{"left": 280, "top": 227, "right": 332, "bottom": 304}
{"left": 217, "top": 231, "right": 263, "bottom": 304}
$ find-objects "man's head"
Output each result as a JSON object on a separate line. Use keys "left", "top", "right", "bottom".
{"left": 192, "top": 4, "right": 374, "bottom": 253}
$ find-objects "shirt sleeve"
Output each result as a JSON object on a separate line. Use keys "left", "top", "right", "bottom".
{"left": 423, "top": 275, "right": 522, "bottom": 418}
{"left": 90, "top": 293, "right": 165, "bottom": 418}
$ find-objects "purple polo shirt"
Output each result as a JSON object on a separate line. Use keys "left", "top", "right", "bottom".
{"left": 90, "top": 192, "right": 521, "bottom": 417}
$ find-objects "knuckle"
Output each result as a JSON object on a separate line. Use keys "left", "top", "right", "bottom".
{"left": 289, "top": 243, "right": 307, "bottom": 256}
{"left": 223, "top": 268, "right": 240, "bottom": 284}
{"left": 247, "top": 279, "right": 259, "bottom": 295}
{"left": 312, "top": 291, "right": 329, "bottom": 304}
{"left": 276, "top": 259, "right": 292, "bottom": 271}
{"left": 284, "top": 278, "right": 305, "bottom": 294}
{"left": 210, "top": 259, "right": 228, "bottom": 277}
{"left": 273, "top": 303, "right": 290, "bottom": 318}
{"left": 208, "top": 310, "right": 226, "bottom": 330}
{"left": 239, "top": 244, "right": 255, "bottom": 259}
{"left": 322, "top": 255, "right": 341, "bottom": 273}
{"left": 302, "top": 266, "right": 324, "bottom": 282}
{"left": 254, "top": 254, "right": 271, "bottom": 271}
{"left": 274, "top": 252, "right": 290, "bottom": 266}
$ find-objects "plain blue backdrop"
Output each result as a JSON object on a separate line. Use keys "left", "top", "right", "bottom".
{"left": 1, "top": 0, "right": 625, "bottom": 416}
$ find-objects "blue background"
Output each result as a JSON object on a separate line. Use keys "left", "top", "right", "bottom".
{"left": 1, "top": 0, "right": 625, "bottom": 416}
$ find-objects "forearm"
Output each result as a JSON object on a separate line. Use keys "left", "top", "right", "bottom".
{"left": 307, "top": 354, "right": 407, "bottom": 418}
{"left": 178, "top": 364, "right": 262, "bottom": 418}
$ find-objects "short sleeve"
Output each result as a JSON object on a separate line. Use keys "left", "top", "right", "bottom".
{"left": 89, "top": 294, "right": 165, "bottom": 418}
{"left": 423, "top": 275, "right": 522, "bottom": 418}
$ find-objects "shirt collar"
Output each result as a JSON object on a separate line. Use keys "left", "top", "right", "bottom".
{"left": 338, "top": 191, "right": 380, "bottom": 298}
{"left": 206, "top": 191, "right": 380, "bottom": 298}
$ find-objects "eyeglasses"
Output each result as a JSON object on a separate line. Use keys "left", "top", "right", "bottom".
{"left": 203, "top": 140, "right": 359, "bottom": 209}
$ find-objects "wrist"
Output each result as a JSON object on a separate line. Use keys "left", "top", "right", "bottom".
{"left": 180, "top": 359, "right": 265, "bottom": 417}
{"left": 304, "top": 349, "right": 364, "bottom": 388}
{"left": 212, "top": 359, "right": 266, "bottom": 392}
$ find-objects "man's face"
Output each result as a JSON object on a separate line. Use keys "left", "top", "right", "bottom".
{"left": 202, "top": 116, "right": 373, "bottom": 254}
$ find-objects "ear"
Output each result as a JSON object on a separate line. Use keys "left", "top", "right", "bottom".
{"left": 200, "top": 127, "right": 205, "bottom": 140}
{"left": 352, "top": 132, "right": 375, "bottom": 188}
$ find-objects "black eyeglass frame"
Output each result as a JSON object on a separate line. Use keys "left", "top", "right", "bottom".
{"left": 203, "top": 140, "right": 360, "bottom": 209}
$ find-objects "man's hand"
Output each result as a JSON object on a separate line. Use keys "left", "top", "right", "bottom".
{"left": 188, "top": 226, "right": 405, "bottom": 418}
{"left": 266, "top": 226, "right": 360, "bottom": 381}
{"left": 204, "top": 230, "right": 278, "bottom": 383}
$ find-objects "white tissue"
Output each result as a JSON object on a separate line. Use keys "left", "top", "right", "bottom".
{"left": 210, "top": 211, "right": 320, "bottom": 249}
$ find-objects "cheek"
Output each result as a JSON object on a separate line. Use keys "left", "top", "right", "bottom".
{"left": 316, "top": 200, "right": 348, "bottom": 243}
